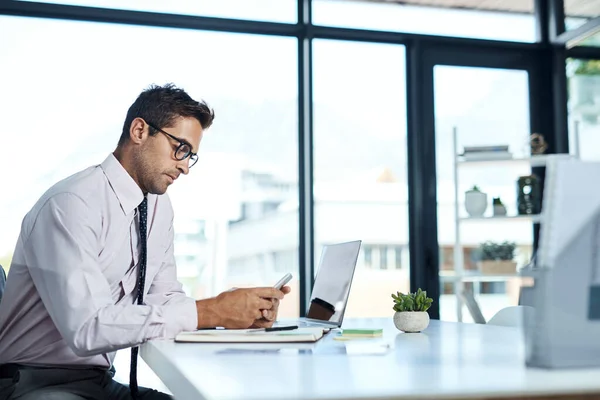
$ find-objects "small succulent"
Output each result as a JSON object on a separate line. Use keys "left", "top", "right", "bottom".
{"left": 391, "top": 288, "right": 433, "bottom": 312}
{"left": 479, "top": 240, "right": 516, "bottom": 261}
{"left": 469, "top": 185, "right": 482, "bottom": 192}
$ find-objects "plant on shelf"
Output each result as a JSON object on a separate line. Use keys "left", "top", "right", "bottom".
{"left": 492, "top": 197, "right": 507, "bottom": 216}
{"left": 478, "top": 241, "right": 517, "bottom": 274}
{"left": 465, "top": 185, "right": 487, "bottom": 217}
{"left": 391, "top": 288, "right": 433, "bottom": 332}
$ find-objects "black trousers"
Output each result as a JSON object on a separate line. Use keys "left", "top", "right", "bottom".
{"left": 0, "top": 364, "right": 172, "bottom": 400}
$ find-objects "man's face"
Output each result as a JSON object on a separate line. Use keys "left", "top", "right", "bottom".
{"left": 136, "top": 116, "right": 203, "bottom": 195}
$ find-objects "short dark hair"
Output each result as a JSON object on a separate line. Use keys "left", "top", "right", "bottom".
{"left": 119, "top": 83, "right": 215, "bottom": 146}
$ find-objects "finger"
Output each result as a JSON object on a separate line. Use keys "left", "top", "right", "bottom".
{"left": 262, "top": 308, "right": 278, "bottom": 321}
{"left": 251, "top": 319, "right": 274, "bottom": 329}
{"left": 254, "top": 287, "right": 284, "bottom": 299}
{"left": 280, "top": 286, "right": 291, "bottom": 295}
{"left": 258, "top": 298, "right": 274, "bottom": 310}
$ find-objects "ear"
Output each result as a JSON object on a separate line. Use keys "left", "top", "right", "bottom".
{"left": 129, "top": 117, "right": 147, "bottom": 145}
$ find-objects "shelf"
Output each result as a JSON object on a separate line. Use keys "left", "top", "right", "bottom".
{"left": 439, "top": 271, "right": 526, "bottom": 282}
{"left": 457, "top": 154, "right": 573, "bottom": 167}
{"left": 459, "top": 214, "right": 543, "bottom": 223}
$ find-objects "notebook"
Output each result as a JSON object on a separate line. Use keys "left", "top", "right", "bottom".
{"left": 175, "top": 327, "right": 325, "bottom": 343}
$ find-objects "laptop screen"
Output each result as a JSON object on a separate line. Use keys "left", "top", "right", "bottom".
{"left": 306, "top": 240, "right": 361, "bottom": 325}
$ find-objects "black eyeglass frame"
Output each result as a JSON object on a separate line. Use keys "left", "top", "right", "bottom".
{"left": 143, "top": 119, "right": 199, "bottom": 168}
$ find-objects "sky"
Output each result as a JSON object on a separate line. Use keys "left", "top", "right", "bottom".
{"left": 0, "top": 1, "right": 587, "bottom": 256}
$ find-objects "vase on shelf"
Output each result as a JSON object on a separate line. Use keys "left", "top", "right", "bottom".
{"left": 492, "top": 197, "right": 507, "bottom": 217}
{"left": 465, "top": 185, "right": 487, "bottom": 217}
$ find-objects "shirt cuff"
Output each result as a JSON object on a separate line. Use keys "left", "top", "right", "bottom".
{"left": 162, "top": 297, "right": 198, "bottom": 339}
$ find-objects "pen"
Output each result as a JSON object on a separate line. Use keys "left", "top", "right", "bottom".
{"left": 248, "top": 325, "right": 299, "bottom": 333}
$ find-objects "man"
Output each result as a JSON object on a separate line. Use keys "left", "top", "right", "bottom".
{"left": 0, "top": 84, "right": 290, "bottom": 399}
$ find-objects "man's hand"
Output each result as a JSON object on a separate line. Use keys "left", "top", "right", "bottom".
{"left": 195, "top": 287, "right": 284, "bottom": 329}
{"left": 251, "top": 286, "right": 291, "bottom": 329}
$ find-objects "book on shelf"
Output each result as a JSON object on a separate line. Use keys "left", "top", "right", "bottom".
{"left": 463, "top": 145, "right": 509, "bottom": 153}
{"left": 461, "top": 151, "right": 513, "bottom": 161}
{"left": 175, "top": 327, "right": 326, "bottom": 343}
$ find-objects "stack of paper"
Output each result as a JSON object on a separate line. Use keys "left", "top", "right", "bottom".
{"left": 175, "top": 327, "right": 325, "bottom": 343}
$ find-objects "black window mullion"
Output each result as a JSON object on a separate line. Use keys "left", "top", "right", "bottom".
{"left": 407, "top": 40, "right": 440, "bottom": 319}
{"left": 297, "top": 0, "right": 314, "bottom": 317}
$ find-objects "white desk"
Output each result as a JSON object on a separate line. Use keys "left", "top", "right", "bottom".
{"left": 141, "top": 318, "right": 600, "bottom": 400}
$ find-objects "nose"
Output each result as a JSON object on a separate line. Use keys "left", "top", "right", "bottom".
{"left": 176, "top": 159, "right": 190, "bottom": 176}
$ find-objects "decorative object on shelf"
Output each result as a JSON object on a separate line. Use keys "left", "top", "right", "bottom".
{"left": 492, "top": 197, "right": 507, "bottom": 216}
{"left": 465, "top": 185, "right": 487, "bottom": 217}
{"left": 529, "top": 133, "right": 548, "bottom": 155}
{"left": 517, "top": 175, "right": 541, "bottom": 215}
{"left": 461, "top": 145, "right": 512, "bottom": 161}
{"left": 392, "top": 288, "right": 433, "bottom": 333}
{"left": 477, "top": 241, "right": 517, "bottom": 274}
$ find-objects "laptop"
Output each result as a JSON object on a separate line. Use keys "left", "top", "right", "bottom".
{"left": 282, "top": 240, "right": 362, "bottom": 329}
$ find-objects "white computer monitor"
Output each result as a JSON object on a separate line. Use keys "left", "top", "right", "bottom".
{"left": 528, "top": 156, "right": 600, "bottom": 368}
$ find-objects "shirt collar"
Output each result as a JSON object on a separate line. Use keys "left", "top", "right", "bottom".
{"left": 100, "top": 153, "right": 144, "bottom": 215}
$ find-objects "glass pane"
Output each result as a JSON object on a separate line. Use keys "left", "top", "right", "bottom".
{"left": 313, "top": 40, "right": 408, "bottom": 318}
{"left": 434, "top": 66, "right": 535, "bottom": 322}
{"left": 0, "top": 16, "right": 299, "bottom": 318}
{"left": 565, "top": 0, "right": 600, "bottom": 31}
{"left": 17, "top": 0, "right": 297, "bottom": 23}
{"left": 567, "top": 58, "right": 600, "bottom": 159}
{"left": 313, "top": 0, "right": 536, "bottom": 43}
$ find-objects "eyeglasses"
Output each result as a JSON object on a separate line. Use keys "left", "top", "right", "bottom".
{"left": 144, "top": 120, "right": 198, "bottom": 168}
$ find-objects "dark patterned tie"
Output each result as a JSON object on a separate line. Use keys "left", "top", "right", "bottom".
{"left": 130, "top": 196, "right": 148, "bottom": 399}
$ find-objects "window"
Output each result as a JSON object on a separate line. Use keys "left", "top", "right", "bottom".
{"left": 565, "top": 1, "right": 600, "bottom": 31}
{"left": 394, "top": 246, "right": 403, "bottom": 269}
{"left": 313, "top": 40, "right": 409, "bottom": 317}
{"left": 568, "top": 58, "right": 600, "bottom": 159}
{"left": 313, "top": 0, "right": 536, "bottom": 43}
{"left": 0, "top": 15, "right": 299, "bottom": 316}
{"left": 17, "top": 0, "right": 297, "bottom": 23}
{"left": 380, "top": 246, "right": 388, "bottom": 270}
{"left": 364, "top": 246, "right": 373, "bottom": 269}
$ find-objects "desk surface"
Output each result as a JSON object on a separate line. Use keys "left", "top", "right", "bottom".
{"left": 141, "top": 318, "right": 600, "bottom": 400}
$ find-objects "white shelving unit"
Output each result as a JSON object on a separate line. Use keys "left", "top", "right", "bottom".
{"left": 450, "top": 127, "right": 578, "bottom": 322}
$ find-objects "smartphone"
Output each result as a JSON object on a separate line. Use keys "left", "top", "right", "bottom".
{"left": 273, "top": 273, "right": 293, "bottom": 290}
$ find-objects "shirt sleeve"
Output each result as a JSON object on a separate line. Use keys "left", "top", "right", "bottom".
{"left": 23, "top": 193, "right": 192, "bottom": 357}
{"left": 144, "top": 211, "right": 198, "bottom": 337}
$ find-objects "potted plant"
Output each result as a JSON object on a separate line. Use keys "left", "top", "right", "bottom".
{"left": 465, "top": 185, "right": 487, "bottom": 217}
{"left": 478, "top": 240, "right": 517, "bottom": 274}
{"left": 569, "top": 59, "right": 600, "bottom": 123}
{"left": 391, "top": 288, "right": 433, "bottom": 333}
{"left": 492, "top": 197, "right": 507, "bottom": 216}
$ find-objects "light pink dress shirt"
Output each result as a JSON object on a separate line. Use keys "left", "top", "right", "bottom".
{"left": 0, "top": 154, "right": 198, "bottom": 368}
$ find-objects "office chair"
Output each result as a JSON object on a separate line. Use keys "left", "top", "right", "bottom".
{"left": 487, "top": 305, "right": 535, "bottom": 327}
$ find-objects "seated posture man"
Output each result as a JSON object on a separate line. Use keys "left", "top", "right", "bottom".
{"left": 0, "top": 84, "right": 290, "bottom": 400}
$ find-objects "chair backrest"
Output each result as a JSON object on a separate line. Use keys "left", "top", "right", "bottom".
{"left": 487, "top": 305, "right": 535, "bottom": 327}
{"left": 0, "top": 264, "right": 5, "bottom": 304}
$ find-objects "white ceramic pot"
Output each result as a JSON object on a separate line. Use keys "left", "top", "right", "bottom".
{"left": 465, "top": 190, "right": 487, "bottom": 217}
{"left": 393, "top": 311, "right": 430, "bottom": 333}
